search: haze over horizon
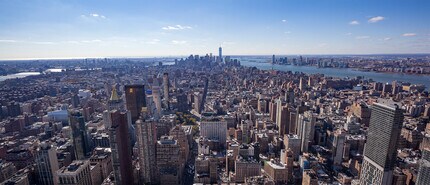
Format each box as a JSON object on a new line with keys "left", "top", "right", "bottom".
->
{"left": 1, "top": 0, "right": 429, "bottom": 60}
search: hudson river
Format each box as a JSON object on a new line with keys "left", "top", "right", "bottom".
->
{"left": 237, "top": 57, "right": 430, "bottom": 90}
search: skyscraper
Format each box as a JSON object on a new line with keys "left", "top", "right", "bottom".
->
{"left": 108, "top": 110, "right": 133, "bottom": 185}
{"left": 416, "top": 147, "right": 430, "bottom": 185}
{"left": 152, "top": 86, "right": 162, "bottom": 115}
{"left": 219, "top": 46, "right": 222, "bottom": 62}
{"left": 35, "top": 142, "right": 59, "bottom": 185}
{"left": 157, "top": 136, "right": 181, "bottom": 184}
{"left": 359, "top": 99, "right": 404, "bottom": 185}
{"left": 296, "top": 111, "right": 316, "bottom": 153}
{"left": 124, "top": 85, "right": 146, "bottom": 122}
{"left": 272, "top": 54, "right": 275, "bottom": 64}
{"left": 69, "top": 111, "right": 91, "bottom": 160}
{"left": 136, "top": 108, "right": 158, "bottom": 184}
{"left": 163, "top": 73, "right": 169, "bottom": 109}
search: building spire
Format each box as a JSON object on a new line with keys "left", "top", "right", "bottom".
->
{"left": 110, "top": 86, "right": 120, "bottom": 101}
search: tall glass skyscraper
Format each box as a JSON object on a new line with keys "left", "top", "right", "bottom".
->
{"left": 417, "top": 147, "right": 430, "bottom": 185}
{"left": 359, "top": 99, "right": 404, "bottom": 185}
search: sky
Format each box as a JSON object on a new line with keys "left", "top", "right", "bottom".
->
{"left": 0, "top": 0, "right": 429, "bottom": 59}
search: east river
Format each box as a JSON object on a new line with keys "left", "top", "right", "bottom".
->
{"left": 237, "top": 57, "right": 430, "bottom": 90}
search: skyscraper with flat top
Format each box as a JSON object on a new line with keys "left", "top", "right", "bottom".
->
{"left": 35, "top": 142, "right": 59, "bottom": 185}
{"left": 136, "top": 107, "right": 158, "bottom": 184}
{"left": 124, "top": 85, "right": 146, "bottom": 122}
{"left": 69, "top": 111, "right": 91, "bottom": 160}
{"left": 163, "top": 73, "right": 169, "bottom": 109}
{"left": 108, "top": 110, "right": 133, "bottom": 185}
{"left": 219, "top": 47, "right": 222, "bottom": 62}
{"left": 359, "top": 99, "right": 404, "bottom": 185}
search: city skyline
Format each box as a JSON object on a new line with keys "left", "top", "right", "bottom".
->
{"left": 1, "top": 0, "right": 430, "bottom": 60}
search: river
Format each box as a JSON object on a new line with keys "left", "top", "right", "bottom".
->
{"left": 236, "top": 57, "right": 430, "bottom": 90}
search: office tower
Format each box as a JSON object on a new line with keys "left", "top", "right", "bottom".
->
{"left": 297, "top": 111, "right": 317, "bottom": 153}
{"left": 152, "top": 86, "right": 162, "bottom": 115}
{"left": 124, "top": 85, "right": 146, "bottom": 122}
{"left": 332, "top": 130, "right": 346, "bottom": 166}
{"left": 219, "top": 47, "right": 222, "bottom": 62}
{"left": 359, "top": 99, "right": 404, "bottom": 185}
{"left": 272, "top": 54, "right": 276, "bottom": 64}
{"left": 269, "top": 100, "right": 277, "bottom": 122}
{"left": 108, "top": 86, "right": 124, "bottom": 111}
{"left": 69, "top": 111, "right": 91, "bottom": 160}
{"left": 136, "top": 108, "right": 157, "bottom": 184}
{"left": 416, "top": 147, "right": 430, "bottom": 184}
{"left": 35, "top": 142, "right": 59, "bottom": 185}
{"left": 108, "top": 110, "right": 133, "bottom": 185}
{"left": 264, "top": 159, "right": 288, "bottom": 184}
{"left": 156, "top": 136, "right": 181, "bottom": 185}
{"left": 163, "top": 73, "right": 169, "bottom": 109}
{"left": 57, "top": 160, "right": 91, "bottom": 185}
{"left": 200, "top": 117, "right": 227, "bottom": 147}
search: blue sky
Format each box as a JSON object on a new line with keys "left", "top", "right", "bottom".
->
{"left": 0, "top": 0, "right": 429, "bottom": 59}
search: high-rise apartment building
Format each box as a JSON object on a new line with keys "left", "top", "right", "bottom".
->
{"left": 359, "top": 99, "right": 404, "bottom": 185}
{"left": 57, "top": 160, "right": 92, "bottom": 185}
{"left": 296, "top": 111, "right": 317, "bottom": 153}
{"left": 35, "top": 142, "right": 59, "bottom": 185}
{"left": 136, "top": 108, "right": 158, "bottom": 184}
{"left": 200, "top": 117, "right": 227, "bottom": 147}
{"left": 157, "top": 136, "right": 181, "bottom": 185}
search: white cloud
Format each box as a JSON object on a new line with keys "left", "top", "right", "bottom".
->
{"left": 162, "top": 25, "right": 192, "bottom": 30}
{"left": 368, "top": 16, "right": 385, "bottom": 23}
{"left": 31, "top": 41, "right": 56, "bottom": 45}
{"left": 80, "top": 39, "right": 102, "bottom": 43}
{"left": 383, "top": 37, "right": 391, "bottom": 41}
{"left": 402, "top": 33, "right": 416, "bottom": 37}
{"left": 284, "top": 31, "right": 291, "bottom": 34}
{"left": 281, "top": 19, "right": 287, "bottom": 23}
{"left": 349, "top": 20, "right": 359, "bottom": 25}
{"left": 0, "top": 39, "right": 18, "bottom": 43}
{"left": 81, "top": 13, "right": 106, "bottom": 19}
{"left": 356, "top": 36, "right": 370, "bottom": 39}
{"left": 345, "top": 33, "right": 352, "bottom": 36}
{"left": 171, "top": 40, "right": 187, "bottom": 44}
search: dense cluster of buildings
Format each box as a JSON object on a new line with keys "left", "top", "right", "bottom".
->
{"left": 0, "top": 48, "right": 430, "bottom": 185}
